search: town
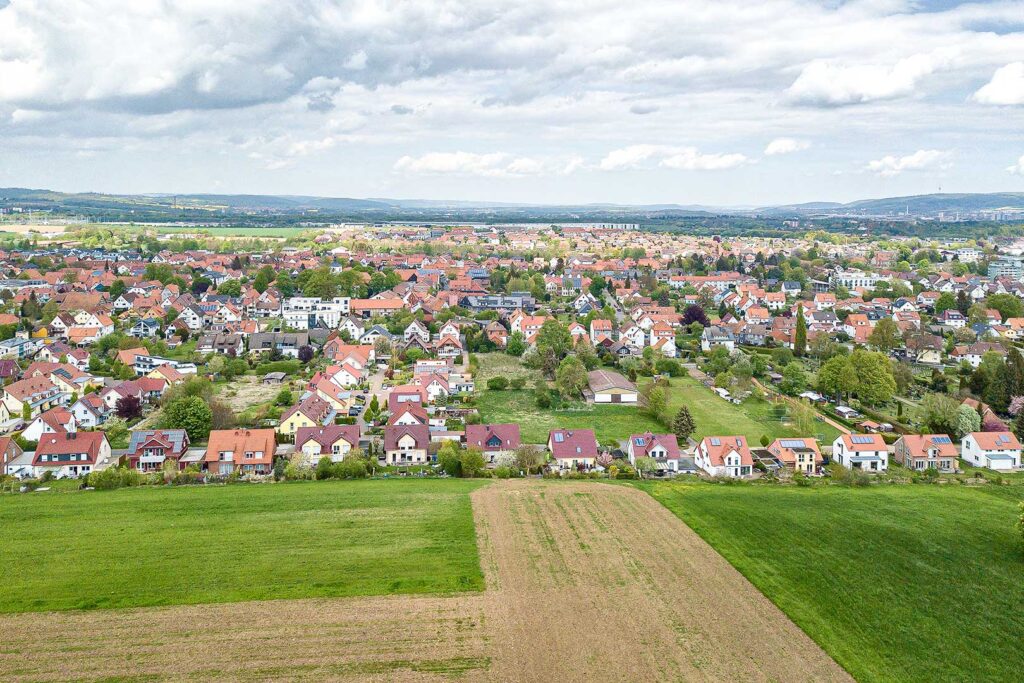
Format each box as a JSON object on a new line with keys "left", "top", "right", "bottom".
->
{"left": 0, "top": 221, "right": 1021, "bottom": 488}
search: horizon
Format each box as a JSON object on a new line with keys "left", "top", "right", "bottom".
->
{"left": 1, "top": 1, "right": 1023, "bottom": 205}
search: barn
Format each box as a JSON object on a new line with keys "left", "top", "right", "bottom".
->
{"left": 587, "top": 369, "right": 639, "bottom": 404}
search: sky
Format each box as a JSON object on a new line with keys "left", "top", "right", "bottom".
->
{"left": 0, "top": 0, "right": 1023, "bottom": 207}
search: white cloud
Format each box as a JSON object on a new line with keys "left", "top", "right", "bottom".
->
{"left": 973, "top": 63, "right": 1024, "bottom": 106}
{"left": 764, "top": 138, "right": 810, "bottom": 156}
{"left": 1008, "top": 155, "right": 1024, "bottom": 175}
{"left": 393, "top": 151, "right": 579, "bottom": 178}
{"left": 600, "top": 145, "right": 748, "bottom": 171}
{"left": 866, "top": 149, "right": 952, "bottom": 177}
{"left": 786, "top": 55, "right": 942, "bottom": 106}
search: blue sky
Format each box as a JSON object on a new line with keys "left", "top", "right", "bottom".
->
{"left": 0, "top": 0, "right": 1022, "bottom": 206}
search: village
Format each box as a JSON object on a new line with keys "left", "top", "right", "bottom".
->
{"left": 0, "top": 221, "right": 1023, "bottom": 489}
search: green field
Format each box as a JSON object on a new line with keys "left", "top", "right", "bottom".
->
{"left": 640, "top": 481, "right": 1024, "bottom": 683}
{"left": 647, "top": 375, "right": 842, "bottom": 444}
{"left": 475, "top": 389, "right": 663, "bottom": 445}
{"left": 0, "top": 479, "right": 485, "bottom": 613}
{"left": 155, "top": 226, "right": 310, "bottom": 237}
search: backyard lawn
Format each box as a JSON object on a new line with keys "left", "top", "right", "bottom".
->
{"left": 645, "top": 375, "right": 842, "bottom": 444}
{"left": 0, "top": 479, "right": 485, "bottom": 613}
{"left": 639, "top": 481, "right": 1024, "bottom": 683}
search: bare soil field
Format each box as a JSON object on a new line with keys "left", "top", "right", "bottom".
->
{"left": 0, "top": 481, "right": 851, "bottom": 682}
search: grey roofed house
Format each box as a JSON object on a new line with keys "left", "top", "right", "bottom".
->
{"left": 126, "top": 429, "right": 189, "bottom": 457}
{"left": 248, "top": 332, "right": 310, "bottom": 353}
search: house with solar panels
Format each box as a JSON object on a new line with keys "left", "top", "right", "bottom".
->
{"left": 961, "top": 432, "right": 1021, "bottom": 471}
{"left": 893, "top": 434, "right": 958, "bottom": 472}
{"left": 831, "top": 433, "right": 888, "bottom": 472}
{"left": 694, "top": 435, "right": 754, "bottom": 478}
{"left": 767, "top": 438, "right": 822, "bottom": 474}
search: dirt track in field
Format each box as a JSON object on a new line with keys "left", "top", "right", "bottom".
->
{"left": 0, "top": 481, "right": 851, "bottom": 682}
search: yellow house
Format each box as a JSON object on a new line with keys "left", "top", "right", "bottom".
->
{"left": 32, "top": 328, "right": 50, "bottom": 340}
{"left": 276, "top": 395, "right": 335, "bottom": 437}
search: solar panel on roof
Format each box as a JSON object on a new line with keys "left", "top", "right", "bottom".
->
{"left": 931, "top": 435, "right": 951, "bottom": 444}
{"left": 710, "top": 437, "right": 721, "bottom": 446}
{"left": 780, "top": 439, "right": 806, "bottom": 448}
{"left": 851, "top": 435, "right": 874, "bottom": 444}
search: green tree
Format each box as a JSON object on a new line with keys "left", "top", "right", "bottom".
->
{"left": 672, "top": 406, "right": 696, "bottom": 443}
{"left": 817, "top": 355, "right": 857, "bottom": 402}
{"left": 868, "top": 318, "right": 901, "bottom": 352}
{"left": 555, "top": 356, "right": 588, "bottom": 399}
{"left": 934, "top": 292, "right": 956, "bottom": 315}
{"left": 506, "top": 331, "right": 526, "bottom": 357}
{"left": 536, "top": 319, "right": 573, "bottom": 376}
{"left": 919, "top": 393, "right": 960, "bottom": 437}
{"left": 275, "top": 389, "right": 293, "bottom": 406}
{"left": 794, "top": 305, "right": 807, "bottom": 357}
{"left": 108, "top": 279, "right": 126, "bottom": 300}
{"left": 217, "top": 279, "right": 242, "bottom": 297}
{"left": 779, "top": 362, "right": 808, "bottom": 396}
{"left": 849, "top": 349, "right": 896, "bottom": 406}
{"left": 986, "top": 293, "right": 1023, "bottom": 322}
{"left": 459, "top": 447, "right": 486, "bottom": 477}
{"left": 161, "top": 396, "right": 213, "bottom": 441}
{"left": 437, "top": 441, "right": 462, "bottom": 477}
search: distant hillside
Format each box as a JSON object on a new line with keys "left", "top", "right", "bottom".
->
{"left": 763, "top": 193, "right": 1024, "bottom": 216}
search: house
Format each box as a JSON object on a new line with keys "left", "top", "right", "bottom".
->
{"left": 383, "top": 424, "right": 430, "bottom": 464}
{"left": 70, "top": 392, "right": 109, "bottom": 428}
{"left": 831, "top": 433, "right": 888, "bottom": 472}
{"left": 126, "top": 429, "right": 191, "bottom": 472}
{"left": 22, "top": 407, "right": 76, "bottom": 442}
{"left": 129, "top": 318, "right": 161, "bottom": 338}
{"left": 0, "top": 436, "right": 24, "bottom": 476}
{"left": 247, "top": 332, "right": 310, "bottom": 358}
{"left": 464, "top": 423, "right": 521, "bottom": 464}
{"left": 586, "top": 369, "right": 638, "bottom": 403}
{"left": 203, "top": 428, "right": 276, "bottom": 476}
{"left": 277, "top": 395, "right": 336, "bottom": 437}
{"left": 701, "top": 326, "right": 735, "bottom": 352}
{"left": 694, "top": 435, "right": 754, "bottom": 478}
{"left": 547, "top": 429, "right": 598, "bottom": 471}
{"left": 627, "top": 432, "right": 683, "bottom": 473}
{"left": 2, "top": 376, "right": 64, "bottom": 420}
{"left": 32, "top": 431, "right": 111, "bottom": 479}
{"left": 961, "top": 432, "right": 1021, "bottom": 471}
{"left": 767, "top": 438, "right": 822, "bottom": 474}
{"left": 196, "top": 332, "right": 244, "bottom": 356}
{"left": 295, "top": 425, "right": 361, "bottom": 465}
{"left": 894, "top": 434, "right": 958, "bottom": 472}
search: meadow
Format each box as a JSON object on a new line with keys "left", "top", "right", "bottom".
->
{"left": 639, "top": 481, "right": 1024, "bottom": 683}
{"left": 644, "top": 374, "right": 842, "bottom": 444}
{"left": 0, "top": 479, "right": 485, "bottom": 613}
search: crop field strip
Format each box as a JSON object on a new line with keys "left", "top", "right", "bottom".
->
{"left": 0, "top": 480, "right": 851, "bottom": 681}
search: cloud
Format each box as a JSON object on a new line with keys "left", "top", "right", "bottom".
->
{"left": 865, "top": 149, "right": 952, "bottom": 177}
{"left": 306, "top": 93, "right": 335, "bottom": 112}
{"left": 629, "top": 103, "right": 659, "bottom": 115}
{"left": 599, "top": 145, "right": 748, "bottom": 171}
{"left": 1008, "top": 155, "right": 1024, "bottom": 175}
{"left": 973, "top": 62, "right": 1024, "bottom": 105}
{"left": 390, "top": 104, "right": 414, "bottom": 115}
{"left": 786, "top": 55, "right": 942, "bottom": 106}
{"left": 764, "top": 138, "right": 810, "bottom": 156}
{"left": 393, "top": 151, "right": 580, "bottom": 177}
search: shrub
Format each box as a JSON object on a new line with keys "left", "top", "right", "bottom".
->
{"left": 495, "top": 466, "right": 514, "bottom": 479}
{"left": 509, "top": 377, "right": 526, "bottom": 390}
{"left": 333, "top": 458, "right": 368, "bottom": 479}
{"left": 315, "top": 456, "right": 334, "bottom": 480}
{"left": 87, "top": 466, "right": 146, "bottom": 490}
{"left": 486, "top": 376, "right": 509, "bottom": 391}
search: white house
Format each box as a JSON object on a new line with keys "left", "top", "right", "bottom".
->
{"left": 961, "top": 432, "right": 1021, "bottom": 471}
{"left": 694, "top": 435, "right": 754, "bottom": 478}
{"left": 831, "top": 433, "right": 888, "bottom": 472}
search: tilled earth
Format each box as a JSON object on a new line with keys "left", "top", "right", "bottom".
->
{"left": 0, "top": 481, "right": 852, "bottom": 682}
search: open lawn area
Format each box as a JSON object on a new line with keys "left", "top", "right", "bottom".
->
{"left": 0, "top": 479, "right": 485, "bottom": 613}
{"left": 645, "top": 375, "right": 842, "bottom": 444}
{"left": 639, "top": 481, "right": 1024, "bottom": 683}
{"left": 475, "top": 389, "right": 663, "bottom": 445}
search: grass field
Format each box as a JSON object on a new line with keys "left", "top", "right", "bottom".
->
{"left": 155, "top": 226, "right": 310, "bottom": 238}
{"left": 0, "top": 479, "right": 485, "bottom": 613}
{"left": 640, "top": 481, "right": 1024, "bottom": 683}
{"left": 475, "top": 389, "right": 663, "bottom": 444}
{"left": 647, "top": 375, "right": 842, "bottom": 444}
